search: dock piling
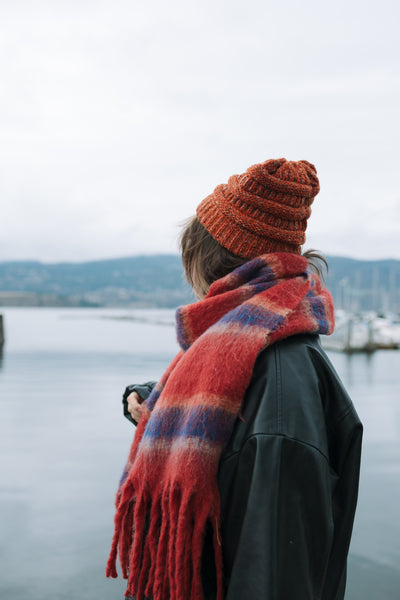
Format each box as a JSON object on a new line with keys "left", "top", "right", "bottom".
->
{"left": 0, "top": 314, "right": 4, "bottom": 348}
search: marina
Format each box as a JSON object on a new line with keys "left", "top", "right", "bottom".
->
{"left": 323, "top": 311, "right": 400, "bottom": 353}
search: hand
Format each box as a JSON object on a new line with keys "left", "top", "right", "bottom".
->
{"left": 126, "top": 391, "right": 145, "bottom": 424}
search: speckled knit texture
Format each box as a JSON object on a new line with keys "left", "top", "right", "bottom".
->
{"left": 196, "top": 158, "right": 320, "bottom": 258}
{"left": 107, "top": 252, "right": 334, "bottom": 600}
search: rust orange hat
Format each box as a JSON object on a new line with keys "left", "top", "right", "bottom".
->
{"left": 196, "top": 158, "right": 320, "bottom": 258}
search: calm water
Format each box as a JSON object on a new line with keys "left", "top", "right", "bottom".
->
{"left": 0, "top": 307, "right": 399, "bottom": 599}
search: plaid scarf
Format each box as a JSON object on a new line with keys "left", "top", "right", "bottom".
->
{"left": 107, "top": 253, "right": 334, "bottom": 600}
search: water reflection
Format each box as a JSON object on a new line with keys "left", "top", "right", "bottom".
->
{"left": 327, "top": 349, "right": 400, "bottom": 444}
{"left": 344, "top": 351, "right": 374, "bottom": 388}
{"left": 0, "top": 309, "right": 399, "bottom": 600}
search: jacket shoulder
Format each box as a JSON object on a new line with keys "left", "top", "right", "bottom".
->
{"left": 223, "top": 334, "right": 362, "bottom": 468}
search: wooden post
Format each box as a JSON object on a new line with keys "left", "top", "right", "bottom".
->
{"left": 0, "top": 314, "right": 4, "bottom": 347}
{"left": 366, "top": 319, "right": 374, "bottom": 352}
{"left": 345, "top": 317, "right": 353, "bottom": 353}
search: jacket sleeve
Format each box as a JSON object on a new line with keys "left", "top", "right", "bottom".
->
{"left": 122, "top": 381, "right": 157, "bottom": 425}
{"left": 218, "top": 433, "right": 335, "bottom": 600}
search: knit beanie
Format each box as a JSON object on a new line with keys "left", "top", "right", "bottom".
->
{"left": 196, "top": 158, "right": 320, "bottom": 258}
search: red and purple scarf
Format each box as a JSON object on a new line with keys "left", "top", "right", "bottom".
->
{"left": 107, "top": 253, "right": 335, "bottom": 600}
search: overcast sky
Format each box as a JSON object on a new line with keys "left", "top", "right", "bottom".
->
{"left": 1, "top": 0, "right": 399, "bottom": 263}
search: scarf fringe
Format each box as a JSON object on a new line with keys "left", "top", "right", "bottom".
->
{"left": 106, "top": 415, "right": 149, "bottom": 580}
{"left": 107, "top": 476, "right": 224, "bottom": 600}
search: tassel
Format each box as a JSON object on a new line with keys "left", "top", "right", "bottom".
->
{"left": 152, "top": 489, "right": 170, "bottom": 598}
{"left": 106, "top": 480, "right": 135, "bottom": 578}
{"left": 119, "top": 500, "right": 135, "bottom": 579}
{"left": 213, "top": 514, "right": 224, "bottom": 600}
{"left": 144, "top": 495, "right": 162, "bottom": 597}
{"left": 167, "top": 486, "right": 181, "bottom": 600}
{"left": 174, "top": 493, "right": 193, "bottom": 600}
{"left": 125, "top": 492, "right": 147, "bottom": 596}
{"left": 191, "top": 497, "right": 213, "bottom": 600}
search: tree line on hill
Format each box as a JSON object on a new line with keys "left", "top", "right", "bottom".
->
{"left": 0, "top": 254, "right": 399, "bottom": 313}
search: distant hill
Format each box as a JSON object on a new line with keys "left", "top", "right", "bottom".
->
{"left": 324, "top": 256, "right": 400, "bottom": 313}
{"left": 0, "top": 254, "right": 399, "bottom": 312}
{"left": 0, "top": 255, "right": 194, "bottom": 307}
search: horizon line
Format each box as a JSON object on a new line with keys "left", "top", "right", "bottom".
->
{"left": 1, "top": 252, "right": 400, "bottom": 265}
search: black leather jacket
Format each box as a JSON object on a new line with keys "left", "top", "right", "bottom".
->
{"left": 123, "top": 334, "right": 363, "bottom": 600}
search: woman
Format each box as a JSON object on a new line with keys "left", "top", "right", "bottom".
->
{"left": 107, "top": 158, "right": 363, "bottom": 600}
